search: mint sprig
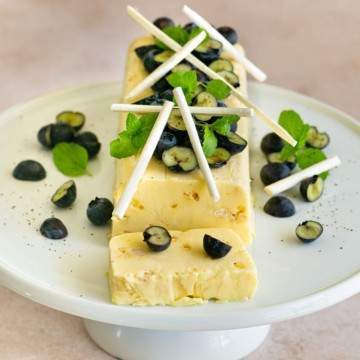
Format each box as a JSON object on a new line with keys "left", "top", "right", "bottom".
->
{"left": 211, "top": 115, "right": 239, "bottom": 135}
{"left": 110, "top": 113, "right": 157, "bottom": 159}
{"left": 52, "top": 142, "right": 89, "bottom": 176}
{"left": 278, "top": 110, "right": 328, "bottom": 178}
{"left": 206, "top": 79, "right": 231, "bottom": 100}
{"left": 155, "top": 26, "right": 190, "bottom": 49}
{"left": 166, "top": 70, "right": 198, "bottom": 103}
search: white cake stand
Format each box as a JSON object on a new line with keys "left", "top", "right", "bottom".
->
{"left": 0, "top": 82, "right": 359, "bottom": 360}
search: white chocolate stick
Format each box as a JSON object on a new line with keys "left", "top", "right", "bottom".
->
{"left": 125, "top": 31, "right": 206, "bottom": 101}
{"left": 264, "top": 156, "right": 341, "bottom": 196}
{"left": 111, "top": 103, "right": 253, "bottom": 117}
{"left": 182, "top": 5, "right": 267, "bottom": 82}
{"left": 173, "top": 87, "right": 220, "bottom": 202}
{"left": 126, "top": 6, "right": 296, "bottom": 147}
{"left": 113, "top": 101, "right": 174, "bottom": 219}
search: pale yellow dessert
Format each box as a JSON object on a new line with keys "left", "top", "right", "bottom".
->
{"left": 109, "top": 228, "right": 257, "bottom": 306}
{"left": 112, "top": 37, "right": 254, "bottom": 244}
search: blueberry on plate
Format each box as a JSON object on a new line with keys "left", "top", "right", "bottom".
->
{"left": 74, "top": 131, "right": 101, "bottom": 159}
{"left": 51, "top": 180, "right": 77, "bottom": 208}
{"left": 37, "top": 123, "right": 75, "bottom": 149}
{"left": 260, "top": 132, "right": 284, "bottom": 154}
{"left": 306, "top": 126, "right": 330, "bottom": 149}
{"left": 260, "top": 163, "right": 290, "bottom": 185}
{"left": 217, "top": 26, "right": 238, "bottom": 45}
{"left": 218, "top": 132, "right": 247, "bottom": 155}
{"left": 154, "top": 131, "right": 178, "bottom": 160}
{"left": 143, "top": 225, "right": 172, "bottom": 252}
{"left": 266, "top": 152, "right": 296, "bottom": 171}
{"left": 300, "top": 175, "right": 324, "bottom": 202}
{"left": 296, "top": 220, "right": 323, "bottom": 243}
{"left": 162, "top": 146, "right": 198, "bottom": 172}
{"left": 87, "top": 197, "right": 114, "bottom": 225}
{"left": 264, "top": 196, "right": 295, "bottom": 218}
{"left": 206, "top": 148, "right": 231, "bottom": 168}
{"left": 13, "top": 160, "right": 46, "bottom": 181}
{"left": 40, "top": 218, "right": 68, "bottom": 239}
{"left": 56, "top": 111, "right": 86, "bottom": 131}
{"left": 203, "top": 234, "right": 232, "bottom": 259}
{"left": 153, "top": 17, "right": 175, "bottom": 30}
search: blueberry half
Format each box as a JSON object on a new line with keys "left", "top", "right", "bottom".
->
{"left": 260, "top": 163, "right": 290, "bottom": 185}
{"left": 13, "top": 160, "right": 46, "bottom": 181}
{"left": 264, "top": 196, "right": 295, "bottom": 218}
{"left": 40, "top": 218, "right": 68, "bottom": 239}
{"left": 143, "top": 226, "right": 172, "bottom": 252}
{"left": 203, "top": 234, "right": 232, "bottom": 259}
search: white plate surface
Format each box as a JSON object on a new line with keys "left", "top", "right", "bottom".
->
{"left": 0, "top": 82, "right": 359, "bottom": 331}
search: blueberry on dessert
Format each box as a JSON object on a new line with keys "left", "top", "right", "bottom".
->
{"left": 153, "top": 17, "right": 174, "bottom": 30}
{"left": 154, "top": 131, "right": 178, "bottom": 160}
{"left": 300, "top": 175, "right": 324, "bottom": 202}
{"left": 217, "top": 26, "right": 238, "bottom": 45}
{"left": 162, "top": 146, "right": 198, "bottom": 172}
{"left": 193, "top": 38, "right": 222, "bottom": 64}
{"left": 260, "top": 132, "right": 284, "bottom": 154}
{"left": 203, "top": 234, "right": 232, "bottom": 259}
{"left": 135, "top": 45, "right": 159, "bottom": 61}
{"left": 12, "top": 160, "right": 46, "bottom": 181}
{"left": 143, "top": 226, "right": 172, "bottom": 252}
{"left": 40, "top": 218, "right": 68, "bottom": 240}
{"left": 206, "top": 148, "right": 231, "bottom": 168}
{"left": 143, "top": 48, "right": 162, "bottom": 73}
{"left": 87, "top": 197, "right": 114, "bottom": 225}
{"left": 51, "top": 180, "right": 77, "bottom": 208}
{"left": 306, "top": 126, "right": 330, "bottom": 149}
{"left": 296, "top": 220, "right": 323, "bottom": 243}
{"left": 56, "top": 111, "right": 86, "bottom": 131}
{"left": 264, "top": 196, "right": 295, "bottom": 218}
{"left": 260, "top": 163, "right": 290, "bottom": 185}
{"left": 209, "top": 59, "right": 233, "bottom": 73}
{"left": 193, "top": 92, "right": 218, "bottom": 121}
{"left": 217, "top": 70, "right": 240, "bottom": 88}
{"left": 218, "top": 132, "right": 247, "bottom": 155}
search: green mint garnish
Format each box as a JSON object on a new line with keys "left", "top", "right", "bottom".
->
{"left": 52, "top": 142, "right": 89, "bottom": 176}
{"left": 202, "top": 126, "right": 218, "bottom": 157}
{"left": 278, "top": 110, "right": 328, "bottom": 178}
{"left": 206, "top": 79, "right": 231, "bottom": 100}
{"left": 211, "top": 115, "right": 239, "bottom": 135}
{"left": 110, "top": 113, "right": 157, "bottom": 159}
{"left": 155, "top": 26, "right": 190, "bottom": 49}
{"left": 166, "top": 70, "right": 198, "bottom": 103}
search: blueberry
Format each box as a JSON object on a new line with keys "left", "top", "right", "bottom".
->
{"left": 13, "top": 160, "right": 46, "bottom": 181}
{"left": 143, "top": 226, "right": 172, "bottom": 252}
{"left": 183, "top": 22, "right": 197, "bottom": 33}
{"left": 260, "top": 132, "right": 284, "bottom": 154}
{"left": 296, "top": 220, "right": 323, "bottom": 243}
{"left": 87, "top": 197, "right": 114, "bottom": 225}
{"left": 203, "top": 234, "right": 232, "bottom": 259}
{"left": 217, "top": 26, "right": 238, "bottom": 45}
{"left": 264, "top": 196, "right": 295, "bottom": 218}
{"left": 153, "top": 17, "right": 174, "bottom": 30}
{"left": 37, "top": 123, "right": 75, "bottom": 149}
{"left": 260, "top": 163, "right": 290, "bottom": 185}
{"left": 74, "top": 131, "right": 101, "bottom": 159}
{"left": 154, "top": 131, "right": 178, "bottom": 160}
{"left": 51, "top": 180, "right": 76, "bottom": 208}
{"left": 40, "top": 218, "right": 68, "bottom": 239}
{"left": 300, "top": 175, "right": 324, "bottom": 202}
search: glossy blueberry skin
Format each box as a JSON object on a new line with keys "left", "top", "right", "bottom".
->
{"left": 12, "top": 160, "right": 46, "bottom": 181}
{"left": 264, "top": 196, "right": 295, "bottom": 218}
{"left": 260, "top": 132, "right": 284, "bottom": 154}
{"left": 87, "top": 197, "right": 114, "bottom": 226}
{"left": 154, "top": 131, "right": 178, "bottom": 160}
{"left": 40, "top": 218, "right": 68, "bottom": 239}
{"left": 203, "top": 234, "right": 232, "bottom": 259}
{"left": 153, "top": 17, "right": 175, "bottom": 30}
{"left": 260, "top": 163, "right": 290, "bottom": 185}
{"left": 74, "top": 131, "right": 101, "bottom": 158}
{"left": 217, "top": 26, "right": 238, "bottom": 45}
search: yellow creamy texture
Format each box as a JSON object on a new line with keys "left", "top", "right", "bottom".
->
{"left": 112, "top": 37, "right": 254, "bottom": 244}
{"left": 109, "top": 228, "right": 257, "bottom": 306}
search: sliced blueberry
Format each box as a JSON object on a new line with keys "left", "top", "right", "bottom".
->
{"left": 306, "top": 126, "right": 330, "bottom": 149}
{"left": 153, "top": 17, "right": 175, "bottom": 30}
{"left": 143, "top": 48, "right": 162, "bottom": 73}
{"left": 206, "top": 148, "right": 231, "bottom": 168}
{"left": 87, "top": 197, "right": 114, "bottom": 226}
{"left": 264, "top": 196, "right": 295, "bottom": 218}
{"left": 162, "top": 146, "right": 198, "bottom": 172}
{"left": 266, "top": 152, "right": 296, "bottom": 171}
{"left": 193, "top": 92, "right": 217, "bottom": 121}
{"left": 296, "top": 220, "right": 323, "bottom": 243}
{"left": 37, "top": 123, "right": 75, "bottom": 149}
{"left": 300, "top": 175, "right": 324, "bottom": 202}
{"left": 203, "top": 234, "right": 232, "bottom": 259}
{"left": 217, "top": 26, "right": 238, "bottom": 45}
{"left": 143, "top": 226, "right": 172, "bottom": 252}
{"left": 51, "top": 180, "right": 76, "bottom": 208}
{"left": 154, "top": 131, "right": 178, "bottom": 160}
{"left": 217, "top": 70, "right": 240, "bottom": 88}
{"left": 74, "top": 131, "right": 101, "bottom": 159}
{"left": 260, "top": 132, "right": 284, "bottom": 154}
{"left": 13, "top": 160, "right": 46, "bottom": 181}
{"left": 260, "top": 163, "right": 290, "bottom": 185}
{"left": 40, "top": 218, "right": 68, "bottom": 239}
{"left": 218, "top": 132, "right": 247, "bottom": 155}
{"left": 56, "top": 111, "right": 85, "bottom": 131}
{"left": 209, "top": 59, "right": 233, "bottom": 73}
{"left": 135, "top": 45, "right": 159, "bottom": 61}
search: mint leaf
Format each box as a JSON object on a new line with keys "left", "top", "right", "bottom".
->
{"left": 126, "top": 113, "right": 142, "bottom": 134}
{"left": 52, "top": 142, "right": 88, "bottom": 176}
{"left": 279, "top": 110, "right": 305, "bottom": 139}
{"left": 202, "top": 127, "right": 218, "bottom": 157}
{"left": 189, "top": 26, "right": 209, "bottom": 41}
{"left": 211, "top": 115, "right": 239, "bottom": 136}
{"left": 166, "top": 70, "right": 198, "bottom": 102}
{"left": 206, "top": 79, "right": 231, "bottom": 100}
{"left": 297, "top": 148, "right": 328, "bottom": 179}
{"left": 110, "top": 132, "right": 138, "bottom": 158}
{"left": 132, "top": 113, "right": 157, "bottom": 148}
{"left": 155, "top": 26, "right": 189, "bottom": 49}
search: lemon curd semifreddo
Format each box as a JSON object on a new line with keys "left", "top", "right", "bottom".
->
{"left": 112, "top": 37, "right": 254, "bottom": 244}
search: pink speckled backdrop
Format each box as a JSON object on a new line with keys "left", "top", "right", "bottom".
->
{"left": 0, "top": 0, "right": 359, "bottom": 359}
